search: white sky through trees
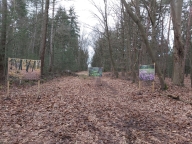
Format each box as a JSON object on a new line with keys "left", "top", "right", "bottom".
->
{"left": 57, "top": 0, "right": 104, "bottom": 32}
{"left": 56, "top": 0, "right": 173, "bottom": 65}
{"left": 54, "top": 0, "right": 142, "bottom": 66}
{"left": 55, "top": 0, "right": 132, "bottom": 65}
{"left": 56, "top": 0, "right": 107, "bottom": 65}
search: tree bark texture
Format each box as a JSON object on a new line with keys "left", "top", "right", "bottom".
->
{"left": 187, "top": 5, "right": 192, "bottom": 88}
{"left": 170, "top": 0, "right": 184, "bottom": 86}
{"left": 185, "top": 5, "right": 192, "bottom": 87}
{"left": 49, "top": 0, "right": 55, "bottom": 72}
{"left": 40, "top": 0, "right": 49, "bottom": 76}
{"left": 0, "top": 0, "right": 7, "bottom": 75}
{"left": 191, "top": 45, "right": 192, "bottom": 88}
{"left": 191, "top": 44, "right": 192, "bottom": 88}
{"left": 120, "top": 2, "right": 126, "bottom": 77}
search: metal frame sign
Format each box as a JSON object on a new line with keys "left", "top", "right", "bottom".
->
{"left": 89, "top": 67, "right": 102, "bottom": 77}
{"left": 8, "top": 58, "right": 41, "bottom": 80}
{"left": 139, "top": 64, "right": 155, "bottom": 81}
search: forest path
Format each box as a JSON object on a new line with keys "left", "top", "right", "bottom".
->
{"left": 0, "top": 73, "right": 192, "bottom": 143}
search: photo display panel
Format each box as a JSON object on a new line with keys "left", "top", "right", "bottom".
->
{"left": 89, "top": 67, "right": 102, "bottom": 77}
{"left": 8, "top": 58, "right": 41, "bottom": 80}
{"left": 139, "top": 64, "right": 155, "bottom": 81}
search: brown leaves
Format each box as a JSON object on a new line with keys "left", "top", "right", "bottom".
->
{"left": 0, "top": 74, "right": 192, "bottom": 143}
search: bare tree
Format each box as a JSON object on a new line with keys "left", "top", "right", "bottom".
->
{"left": 90, "top": 0, "right": 118, "bottom": 78}
{"left": 121, "top": 0, "right": 166, "bottom": 89}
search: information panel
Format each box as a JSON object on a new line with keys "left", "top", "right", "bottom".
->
{"left": 139, "top": 64, "right": 155, "bottom": 81}
{"left": 89, "top": 67, "right": 102, "bottom": 77}
{"left": 8, "top": 58, "right": 41, "bottom": 80}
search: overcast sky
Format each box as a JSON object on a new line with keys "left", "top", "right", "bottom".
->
{"left": 56, "top": 0, "right": 100, "bottom": 33}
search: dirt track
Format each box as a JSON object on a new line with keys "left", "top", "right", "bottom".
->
{"left": 0, "top": 73, "right": 192, "bottom": 143}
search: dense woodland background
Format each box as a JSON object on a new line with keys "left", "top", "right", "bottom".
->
{"left": 1, "top": 1, "right": 192, "bottom": 143}
{"left": 0, "top": 0, "right": 89, "bottom": 79}
{"left": 0, "top": 0, "right": 192, "bottom": 89}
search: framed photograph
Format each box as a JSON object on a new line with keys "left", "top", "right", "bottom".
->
{"left": 89, "top": 67, "right": 102, "bottom": 77}
{"left": 139, "top": 64, "right": 155, "bottom": 81}
{"left": 8, "top": 58, "right": 41, "bottom": 80}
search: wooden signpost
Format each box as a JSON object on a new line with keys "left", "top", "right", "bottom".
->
{"left": 139, "top": 63, "right": 155, "bottom": 92}
{"left": 7, "top": 80, "right": 9, "bottom": 96}
{"left": 38, "top": 80, "right": 40, "bottom": 96}
{"left": 7, "top": 58, "right": 41, "bottom": 97}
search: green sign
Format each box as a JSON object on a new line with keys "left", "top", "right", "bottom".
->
{"left": 139, "top": 64, "right": 155, "bottom": 81}
{"left": 89, "top": 67, "right": 102, "bottom": 77}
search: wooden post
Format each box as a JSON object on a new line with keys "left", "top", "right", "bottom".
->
{"left": 7, "top": 80, "right": 9, "bottom": 96}
{"left": 152, "top": 81, "right": 154, "bottom": 92}
{"left": 139, "top": 80, "right": 141, "bottom": 90}
{"left": 98, "top": 76, "right": 102, "bottom": 86}
{"left": 95, "top": 77, "right": 98, "bottom": 86}
{"left": 139, "top": 64, "right": 141, "bottom": 90}
{"left": 95, "top": 77, "right": 102, "bottom": 86}
{"left": 190, "top": 88, "right": 192, "bottom": 100}
{"left": 38, "top": 80, "right": 40, "bottom": 96}
{"left": 152, "top": 63, "right": 155, "bottom": 92}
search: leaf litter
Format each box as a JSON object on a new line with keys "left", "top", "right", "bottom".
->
{"left": 0, "top": 73, "right": 192, "bottom": 143}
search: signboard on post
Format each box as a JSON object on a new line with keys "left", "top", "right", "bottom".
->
{"left": 7, "top": 58, "right": 41, "bottom": 96}
{"left": 89, "top": 67, "right": 102, "bottom": 77}
{"left": 139, "top": 64, "right": 155, "bottom": 92}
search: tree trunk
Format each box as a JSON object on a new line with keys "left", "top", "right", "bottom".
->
{"left": 184, "top": 5, "right": 192, "bottom": 77}
{"left": 121, "top": 0, "right": 166, "bottom": 89}
{"left": 191, "top": 44, "right": 192, "bottom": 88}
{"left": 165, "top": 13, "right": 172, "bottom": 78}
{"left": 40, "top": 0, "right": 49, "bottom": 76}
{"left": 49, "top": 0, "right": 55, "bottom": 72}
{"left": 161, "top": 15, "right": 165, "bottom": 79}
{"left": 131, "top": 0, "right": 140, "bottom": 83}
{"left": 0, "top": 0, "right": 7, "bottom": 78}
{"left": 124, "top": 12, "right": 132, "bottom": 77}
{"left": 190, "top": 42, "right": 192, "bottom": 88}
{"left": 186, "top": 5, "right": 192, "bottom": 88}
{"left": 170, "top": 0, "right": 184, "bottom": 86}
{"left": 32, "top": 2, "right": 38, "bottom": 54}
{"left": 39, "top": 0, "right": 45, "bottom": 56}
{"left": 131, "top": 38, "right": 137, "bottom": 83}
{"left": 120, "top": 2, "right": 126, "bottom": 77}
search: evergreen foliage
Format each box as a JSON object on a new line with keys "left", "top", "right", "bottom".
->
{"left": 0, "top": 0, "right": 88, "bottom": 79}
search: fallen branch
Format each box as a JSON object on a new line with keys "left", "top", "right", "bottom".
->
{"left": 167, "top": 94, "right": 180, "bottom": 100}
{"left": 167, "top": 94, "right": 192, "bottom": 105}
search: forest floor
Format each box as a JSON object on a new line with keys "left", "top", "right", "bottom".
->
{"left": 0, "top": 72, "right": 192, "bottom": 143}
